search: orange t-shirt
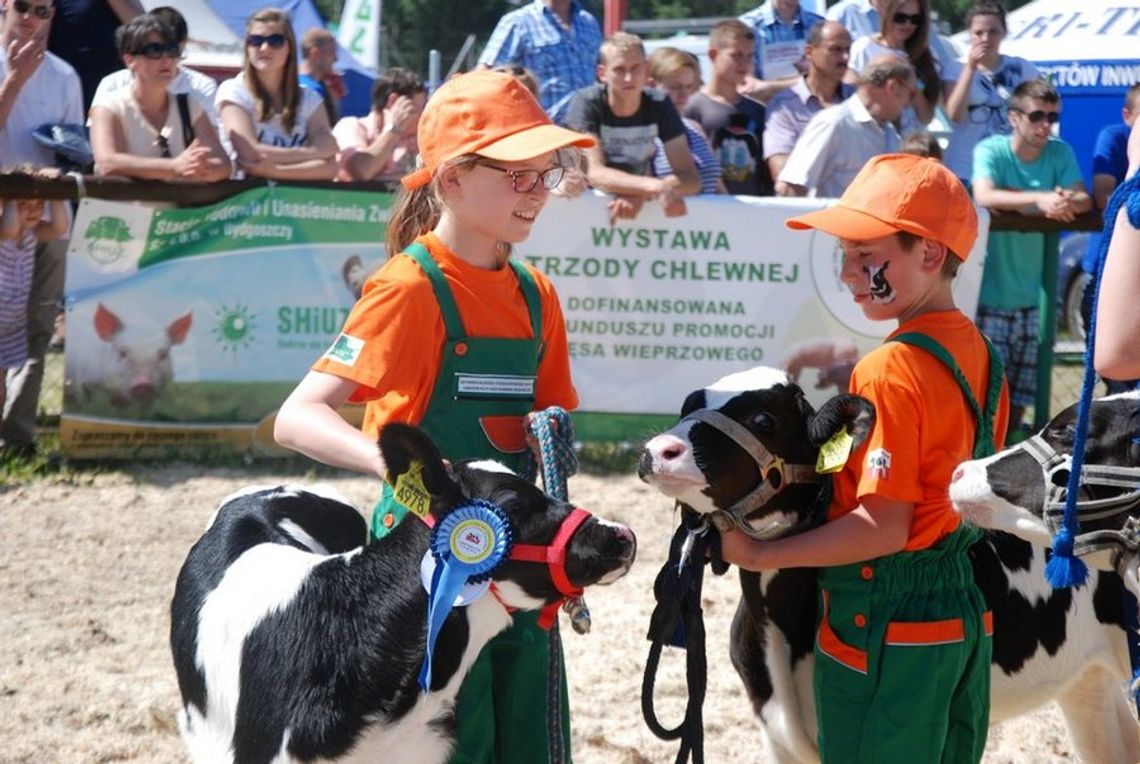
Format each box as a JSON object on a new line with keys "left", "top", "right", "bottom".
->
{"left": 311, "top": 232, "right": 578, "bottom": 437}
{"left": 828, "top": 310, "right": 1011, "bottom": 550}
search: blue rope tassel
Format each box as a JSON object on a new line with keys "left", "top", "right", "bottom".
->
{"left": 1046, "top": 174, "right": 1140, "bottom": 588}
{"left": 522, "top": 407, "right": 578, "bottom": 502}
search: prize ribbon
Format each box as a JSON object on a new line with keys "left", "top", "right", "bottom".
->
{"left": 419, "top": 499, "right": 514, "bottom": 691}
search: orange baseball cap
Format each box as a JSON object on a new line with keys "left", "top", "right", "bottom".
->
{"left": 400, "top": 70, "right": 596, "bottom": 190}
{"left": 785, "top": 154, "right": 978, "bottom": 260}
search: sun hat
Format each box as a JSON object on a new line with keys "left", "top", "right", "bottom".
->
{"left": 400, "top": 70, "right": 596, "bottom": 190}
{"left": 785, "top": 154, "right": 978, "bottom": 261}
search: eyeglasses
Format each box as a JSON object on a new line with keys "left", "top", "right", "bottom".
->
{"left": 479, "top": 163, "right": 566, "bottom": 193}
{"left": 246, "top": 33, "right": 287, "bottom": 49}
{"left": 12, "top": 0, "right": 51, "bottom": 19}
{"left": 1012, "top": 108, "right": 1061, "bottom": 125}
{"left": 968, "top": 103, "right": 1006, "bottom": 125}
{"left": 155, "top": 131, "right": 171, "bottom": 159}
{"left": 892, "top": 12, "right": 923, "bottom": 26}
{"left": 133, "top": 41, "right": 182, "bottom": 60}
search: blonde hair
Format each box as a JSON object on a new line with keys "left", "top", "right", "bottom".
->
{"left": 385, "top": 155, "right": 480, "bottom": 258}
{"left": 243, "top": 8, "right": 301, "bottom": 134}
{"left": 647, "top": 46, "right": 700, "bottom": 82}
{"left": 598, "top": 32, "right": 645, "bottom": 66}
{"left": 709, "top": 18, "right": 755, "bottom": 50}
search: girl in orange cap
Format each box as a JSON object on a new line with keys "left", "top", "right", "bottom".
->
{"left": 274, "top": 70, "right": 594, "bottom": 763}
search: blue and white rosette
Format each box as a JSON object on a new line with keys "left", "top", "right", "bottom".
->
{"left": 419, "top": 499, "right": 514, "bottom": 691}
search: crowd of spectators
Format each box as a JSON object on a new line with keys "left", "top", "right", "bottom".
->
{"left": 0, "top": 0, "right": 1132, "bottom": 454}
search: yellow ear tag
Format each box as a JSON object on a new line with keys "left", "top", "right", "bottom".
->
{"left": 816, "top": 429, "right": 854, "bottom": 474}
{"left": 393, "top": 460, "right": 431, "bottom": 519}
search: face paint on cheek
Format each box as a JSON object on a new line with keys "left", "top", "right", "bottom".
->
{"left": 865, "top": 262, "right": 897, "bottom": 304}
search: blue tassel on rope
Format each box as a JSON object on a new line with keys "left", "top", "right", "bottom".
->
{"left": 1046, "top": 174, "right": 1140, "bottom": 588}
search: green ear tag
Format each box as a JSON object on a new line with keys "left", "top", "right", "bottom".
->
{"left": 816, "top": 429, "right": 854, "bottom": 474}
{"left": 393, "top": 460, "right": 431, "bottom": 518}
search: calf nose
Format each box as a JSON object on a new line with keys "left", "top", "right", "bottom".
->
{"left": 951, "top": 465, "right": 965, "bottom": 485}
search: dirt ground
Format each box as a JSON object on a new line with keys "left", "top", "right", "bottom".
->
{"left": 0, "top": 464, "right": 1087, "bottom": 763}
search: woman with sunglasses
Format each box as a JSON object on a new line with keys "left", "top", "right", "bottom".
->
{"left": 846, "top": 0, "right": 951, "bottom": 130}
{"left": 274, "top": 70, "right": 595, "bottom": 764}
{"left": 216, "top": 8, "right": 337, "bottom": 180}
{"left": 943, "top": 2, "right": 1039, "bottom": 185}
{"left": 90, "top": 14, "right": 230, "bottom": 181}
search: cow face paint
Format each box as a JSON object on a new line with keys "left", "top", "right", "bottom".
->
{"left": 865, "top": 262, "right": 896, "bottom": 304}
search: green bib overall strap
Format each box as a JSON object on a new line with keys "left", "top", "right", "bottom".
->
{"left": 890, "top": 332, "right": 1004, "bottom": 459}
{"left": 373, "top": 245, "right": 569, "bottom": 764}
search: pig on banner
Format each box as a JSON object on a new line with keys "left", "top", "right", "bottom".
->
{"left": 60, "top": 186, "right": 391, "bottom": 458}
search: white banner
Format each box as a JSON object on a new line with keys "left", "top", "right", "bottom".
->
{"left": 518, "top": 193, "right": 989, "bottom": 416}
{"left": 337, "top": 0, "right": 382, "bottom": 72}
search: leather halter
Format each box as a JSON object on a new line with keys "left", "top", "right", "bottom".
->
{"left": 1021, "top": 434, "right": 1140, "bottom": 534}
{"left": 683, "top": 409, "right": 822, "bottom": 539}
{"left": 496, "top": 507, "right": 591, "bottom": 629}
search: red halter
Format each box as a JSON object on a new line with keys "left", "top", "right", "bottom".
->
{"left": 498, "top": 507, "right": 592, "bottom": 629}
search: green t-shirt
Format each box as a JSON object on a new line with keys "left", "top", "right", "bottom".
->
{"left": 973, "top": 135, "right": 1083, "bottom": 310}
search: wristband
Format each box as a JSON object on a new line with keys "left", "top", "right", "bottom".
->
{"left": 383, "top": 122, "right": 400, "bottom": 134}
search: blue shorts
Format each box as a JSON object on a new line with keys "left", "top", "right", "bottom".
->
{"left": 976, "top": 306, "right": 1037, "bottom": 408}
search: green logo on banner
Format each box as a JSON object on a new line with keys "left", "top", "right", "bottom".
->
{"left": 213, "top": 304, "right": 256, "bottom": 353}
{"left": 83, "top": 215, "right": 133, "bottom": 264}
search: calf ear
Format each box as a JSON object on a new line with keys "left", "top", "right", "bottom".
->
{"left": 378, "top": 424, "right": 463, "bottom": 507}
{"left": 808, "top": 394, "right": 876, "bottom": 450}
{"left": 679, "top": 389, "right": 707, "bottom": 417}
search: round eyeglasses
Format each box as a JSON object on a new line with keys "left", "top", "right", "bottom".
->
{"left": 478, "top": 163, "right": 566, "bottom": 193}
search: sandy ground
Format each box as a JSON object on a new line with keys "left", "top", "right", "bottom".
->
{"left": 0, "top": 465, "right": 1086, "bottom": 763}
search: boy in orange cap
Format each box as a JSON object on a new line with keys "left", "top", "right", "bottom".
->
{"left": 720, "top": 153, "right": 1010, "bottom": 762}
{"left": 275, "top": 70, "right": 595, "bottom": 763}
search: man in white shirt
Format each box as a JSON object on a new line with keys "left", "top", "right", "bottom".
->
{"left": 89, "top": 6, "right": 219, "bottom": 128}
{"left": 0, "top": 0, "right": 82, "bottom": 456}
{"left": 776, "top": 55, "right": 913, "bottom": 197}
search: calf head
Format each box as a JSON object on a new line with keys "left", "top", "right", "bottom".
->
{"left": 638, "top": 367, "right": 874, "bottom": 539}
{"left": 379, "top": 424, "right": 636, "bottom": 612}
{"left": 950, "top": 392, "right": 1140, "bottom": 568}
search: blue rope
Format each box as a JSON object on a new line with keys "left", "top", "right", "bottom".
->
{"left": 522, "top": 406, "right": 578, "bottom": 504}
{"left": 1045, "top": 173, "right": 1140, "bottom": 588}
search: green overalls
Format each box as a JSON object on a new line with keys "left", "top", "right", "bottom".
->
{"left": 813, "top": 332, "right": 1002, "bottom": 763}
{"left": 370, "top": 243, "right": 572, "bottom": 764}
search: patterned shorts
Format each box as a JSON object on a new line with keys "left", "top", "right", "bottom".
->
{"left": 976, "top": 306, "right": 1038, "bottom": 408}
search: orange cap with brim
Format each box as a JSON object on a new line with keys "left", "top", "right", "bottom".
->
{"left": 785, "top": 154, "right": 978, "bottom": 261}
{"left": 401, "top": 70, "right": 596, "bottom": 190}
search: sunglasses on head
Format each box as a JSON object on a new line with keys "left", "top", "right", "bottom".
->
{"left": 133, "top": 41, "right": 181, "bottom": 60}
{"left": 1014, "top": 108, "right": 1061, "bottom": 125}
{"left": 892, "top": 12, "right": 923, "bottom": 25}
{"left": 246, "top": 33, "right": 287, "bottom": 49}
{"left": 12, "top": 0, "right": 51, "bottom": 19}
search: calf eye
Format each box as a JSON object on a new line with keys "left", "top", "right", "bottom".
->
{"left": 749, "top": 413, "right": 776, "bottom": 432}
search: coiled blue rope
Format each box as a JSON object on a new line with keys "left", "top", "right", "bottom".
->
{"left": 1045, "top": 173, "right": 1140, "bottom": 588}
{"left": 521, "top": 407, "right": 578, "bottom": 502}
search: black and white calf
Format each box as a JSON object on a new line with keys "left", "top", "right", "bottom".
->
{"left": 951, "top": 390, "right": 1140, "bottom": 600}
{"left": 639, "top": 368, "right": 1140, "bottom": 764}
{"left": 170, "top": 424, "right": 636, "bottom": 764}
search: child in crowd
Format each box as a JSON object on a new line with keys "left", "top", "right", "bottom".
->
{"left": 721, "top": 154, "right": 1009, "bottom": 762}
{"left": 273, "top": 70, "right": 594, "bottom": 764}
{"left": 900, "top": 130, "right": 943, "bottom": 161}
{"left": 685, "top": 19, "right": 772, "bottom": 196}
{"left": 647, "top": 46, "right": 726, "bottom": 194}
{"left": 0, "top": 167, "right": 71, "bottom": 411}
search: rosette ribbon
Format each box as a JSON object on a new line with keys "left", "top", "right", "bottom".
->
{"left": 419, "top": 499, "right": 514, "bottom": 691}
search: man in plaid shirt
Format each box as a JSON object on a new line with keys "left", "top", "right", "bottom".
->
{"left": 739, "top": 0, "right": 825, "bottom": 103}
{"left": 478, "top": 0, "right": 602, "bottom": 125}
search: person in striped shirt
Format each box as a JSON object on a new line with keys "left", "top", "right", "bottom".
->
{"left": 648, "top": 47, "right": 726, "bottom": 195}
{"left": 0, "top": 166, "right": 70, "bottom": 414}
